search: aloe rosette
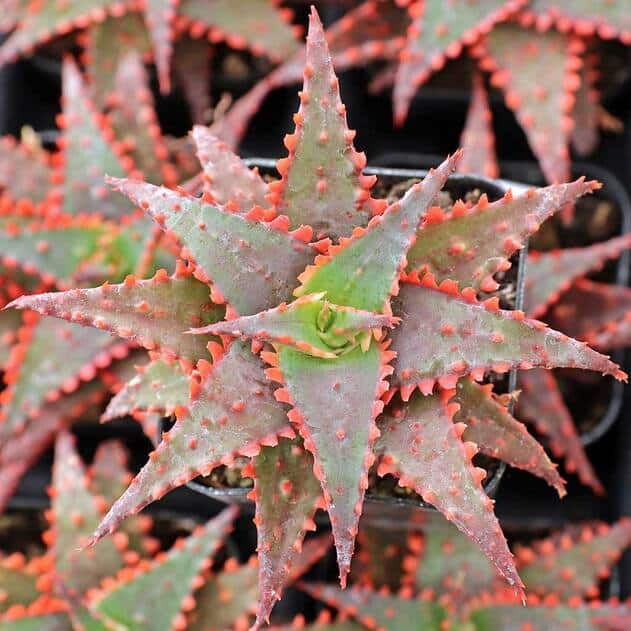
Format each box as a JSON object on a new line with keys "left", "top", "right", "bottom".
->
{"left": 5, "top": 7, "right": 628, "bottom": 626}
{"left": 294, "top": 512, "right": 631, "bottom": 631}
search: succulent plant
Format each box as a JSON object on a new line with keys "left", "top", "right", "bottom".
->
{"left": 0, "top": 431, "right": 327, "bottom": 630}
{"left": 5, "top": 5, "right": 629, "bottom": 627}
{"left": 0, "top": 53, "right": 179, "bottom": 512}
{"left": 294, "top": 512, "right": 631, "bottom": 631}
{"left": 0, "top": 0, "right": 300, "bottom": 110}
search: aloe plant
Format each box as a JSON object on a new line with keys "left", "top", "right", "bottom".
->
{"left": 294, "top": 512, "right": 631, "bottom": 631}
{"left": 4, "top": 5, "right": 629, "bottom": 627}
{"left": 0, "top": 431, "right": 326, "bottom": 630}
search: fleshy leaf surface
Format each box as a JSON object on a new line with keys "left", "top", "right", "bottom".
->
{"left": 192, "top": 293, "right": 396, "bottom": 359}
{"left": 524, "top": 233, "right": 631, "bottom": 318}
{"left": 393, "top": 0, "right": 525, "bottom": 124}
{"left": 377, "top": 390, "right": 524, "bottom": 598}
{"left": 298, "top": 153, "right": 461, "bottom": 312}
{"left": 476, "top": 24, "right": 581, "bottom": 187}
{"left": 454, "top": 379, "right": 565, "bottom": 495}
{"left": 517, "top": 369, "right": 604, "bottom": 495}
{"left": 144, "top": 0, "right": 179, "bottom": 93}
{"left": 57, "top": 58, "right": 134, "bottom": 219}
{"left": 107, "top": 177, "right": 314, "bottom": 316}
{"left": 252, "top": 437, "right": 322, "bottom": 625}
{"left": 87, "top": 343, "right": 290, "bottom": 545}
{"left": 0, "top": 316, "right": 117, "bottom": 443}
{"left": 0, "top": 136, "right": 52, "bottom": 203}
{"left": 517, "top": 519, "right": 631, "bottom": 599}
{"left": 300, "top": 583, "right": 447, "bottom": 631}
{"left": 571, "top": 49, "right": 600, "bottom": 156}
{"left": 273, "top": 8, "right": 380, "bottom": 240}
{"left": 406, "top": 179, "right": 598, "bottom": 292}
{"left": 279, "top": 344, "right": 384, "bottom": 586}
{"left": 0, "top": 614, "right": 73, "bottom": 631}
{"left": 178, "top": 0, "right": 300, "bottom": 62}
{"left": 9, "top": 273, "right": 224, "bottom": 364}
{"left": 458, "top": 72, "right": 498, "bottom": 178}
{"left": 103, "top": 358, "right": 188, "bottom": 421}
{"left": 390, "top": 283, "right": 624, "bottom": 396}
{"left": 94, "top": 507, "right": 237, "bottom": 631}
{"left": 192, "top": 126, "right": 268, "bottom": 212}
{"left": 52, "top": 431, "right": 124, "bottom": 595}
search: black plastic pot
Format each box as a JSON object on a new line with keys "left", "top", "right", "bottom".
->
{"left": 180, "top": 160, "right": 524, "bottom": 526}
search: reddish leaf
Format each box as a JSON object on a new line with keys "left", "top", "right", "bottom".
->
{"left": 377, "top": 390, "right": 524, "bottom": 599}
{"left": 516, "top": 519, "right": 631, "bottom": 599}
{"left": 389, "top": 283, "right": 625, "bottom": 399}
{"left": 144, "top": 0, "right": 179, "bottom": 93}
{"left": 191, "top": 126, "right": 268, "bottom": 212}
{"left": 0, "top": 136, "right": 52, "bottom": 203}
{"left": 473, "top": 25, "right": 583, "bottom": 189}
{"left": 406, "top": 178, "right": 599, "bottom": 292}
{"left": 393, "top": 0, "right": 525, "bottom": 124}
{"left": 86, "top": 343, "right": 290, "bottom": 547}
{"left": 454, "top": 378, "right": 565, "bottom": 495}
{"left": 106, "top": 176, "right": 315, "bottom": 316}
{"left": 271, "top": 8, "right": 382, "bottom": 240}
{"left": 9, "top": 273, "right": 224, "bottom": 364}
{"left": 524, "top": 233, "right": 631, "bottom": 318}
{"left": 458, "top": 71, "right": 499, "bottom": 179}
{"left": 173, "top": 38, "right": 213, "bottom": 126}
{"left": 517, "top": 369, "right": 604, "bottom": 495}
{"left": 571, "top": 49, "right": 600, "bottom": 156}
{"left": 252, "top": 437, "right": 322, "bottom": 626}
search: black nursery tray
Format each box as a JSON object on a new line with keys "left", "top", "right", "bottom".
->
{"left": 181, "top": 160, "right": 524, "bottom": 526}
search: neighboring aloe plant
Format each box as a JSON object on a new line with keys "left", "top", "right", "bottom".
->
{"left": 6, "top": 7, "right": 628, "bottom": 627}
{"left": 0, "top": 53, "right": 179, "bottom": 512}
{"left": 0, "top": 0, "right": 301, "bottom": 111}
{"left": 0, "top": 431, "right": 327, "bottom": 630}
{"left": 294, "top": 512, "right": 631, "bottom": 631}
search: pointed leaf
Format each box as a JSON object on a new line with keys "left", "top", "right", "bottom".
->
{"left": 252, "top": 437, "right": 322, "bottom": 626}
{"left": 571, "top": 49, "right": 600, "bottom": 156}
{"left": 273, "top": 8, "right": 381, "bottom": 240}
{"left": 0, "top": 220, "right": 107, "bottom": 288}
{"left": 56, "top": 58, "right": 134, "bottom": 219}
{"left": 300, "top": 583, "right": 447, "bottom": 631}
{"left": 454, "top": 379, "right": 565, "bottom": 495}
{"left": 475, "top": 24, "right": 582, "bottom": 187}
{"left": 517, "top": 519, "right": 631, "bottom": 598}
{"left": 87, "top": 343, "right": 290, "bottom": 546}
{"left": 107, "top": 177, "right": 315, "bottom": 316}
{"left": 517, "top": 369, "right": 604, "bottom": 495}
{"left": 548, "top": 279, "right": 631, "bottom": 348}
{"left": 298, "top": 153, "right": 461, "bottom": 312}
{"left": 0, "top": 136, "right": 52, "bottom": 203}
{"left": 411, "top": 511, "right": 498, "bottom": 601}
{"left": 178, "top": 0, "right": 300, "bottom": 63}
{"left": 173, "top": 38, "right": 212, "bottom": 126}
{"left": 191, "top": 126, "right": 268, "bottom": 212}
{"left": 279, "top": 343, "right": 384, "bottom": 586}
{"left": 0, "top": 316, "right": 117, "bottom": 444}
{"left": 390, "top": 283, "right": 625, "bottom": 397}
{"left": 525, "top": 0, "right": 631, "bottom": 45}
{"left": 377, "top": 390, "right": 524, "bottom": 597}
{"left": 52, "top": 431, "right": 124, "bottom": 595}
{"left": 393, "top": 0, "right": 525, "bottom": 124}
{"left": 0, "top": 0, "right": 122, "bottom": 66}
{"left": 0, "top": 614, "right": 73, "bottom": 631}
{"left": 458, "top": 72, "right": 499, "bottom": 178}
{"left": 110, "top": 52, "right": 176, "bottom": 186}
{"left": 191, "top": 294, "right": 397, "bottom": 359}
{"left": 94, "top": 507, "right": 237, "bottom": 631}
{"left": 144, "top": 0, "right": 178, "bottom": 93}
{"left": 103, "top": 358, "right": 188, "bottom": 421}
{"left": 524, "top": 233, "right": 631, "bottom": 317}
{"left": 589, "top": 316, "right": 631, "bottom": 353}
{"left": 86, "top": 13, "right": 153, "bottom": 107}
{"left": 406, "top": 179, "right": 599, "bottom": 292}
{"left": 9, "top": 274, "right": 224, "bottom": 364}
